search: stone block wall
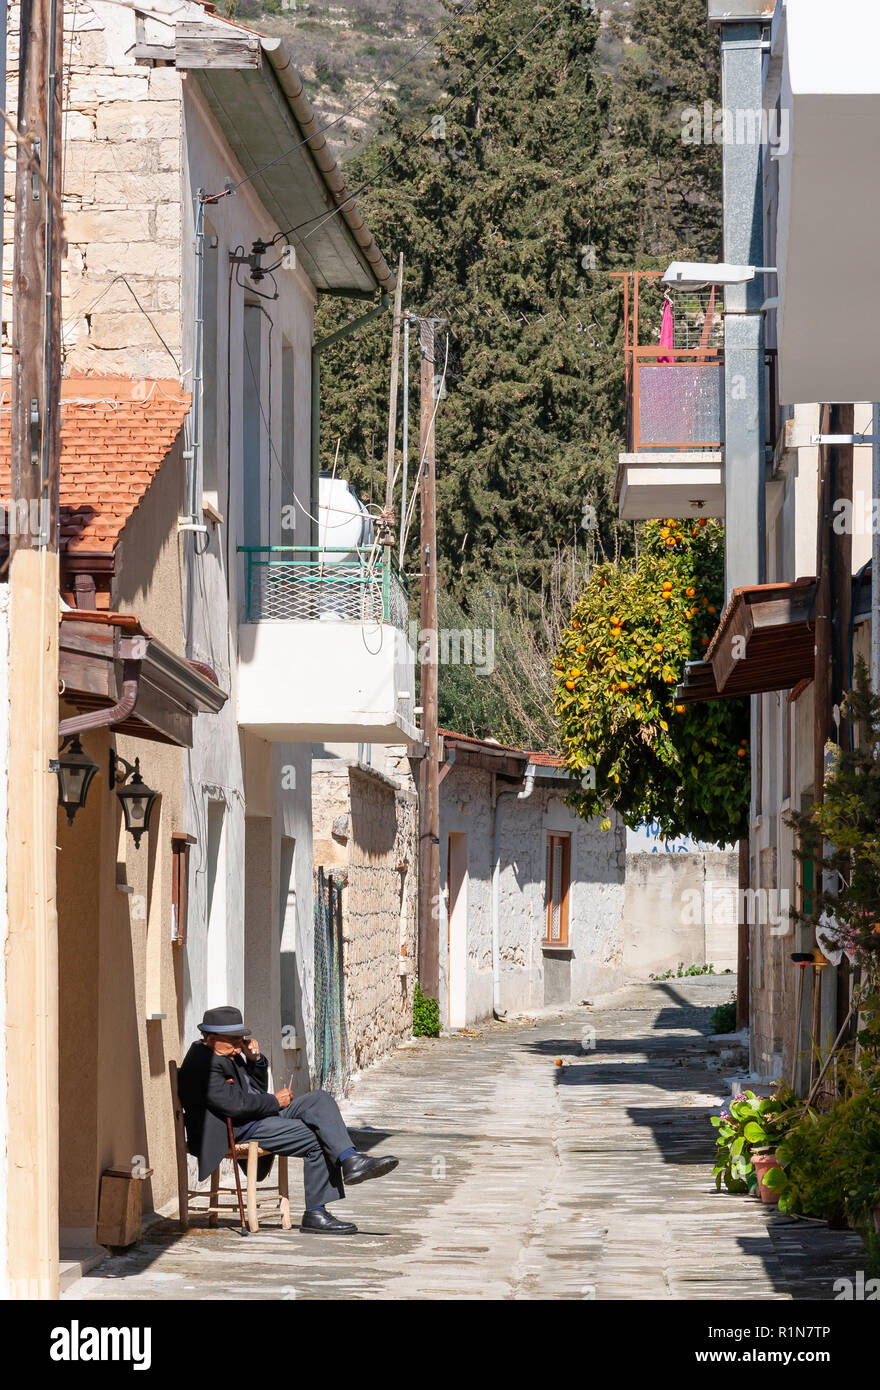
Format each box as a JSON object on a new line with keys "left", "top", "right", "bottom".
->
{"left": 312, "top": 759, "right": 417, "bottom": 1075}
{"left": 4, "top": 1, "right": 186, "bottom": 378}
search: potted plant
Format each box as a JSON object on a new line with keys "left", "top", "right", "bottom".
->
{"left": 710, "top": 1089, "right": 801, "bottom": 1196}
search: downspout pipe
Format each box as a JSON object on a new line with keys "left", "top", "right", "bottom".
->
{"left": 491, "top": 766, "right": 536, "bottom": 1020}
{"left": 310, "top": 295, "right": 389, "bottom": 545}
{"left": 58, "top": 664, "right": 140, "bottom": 739}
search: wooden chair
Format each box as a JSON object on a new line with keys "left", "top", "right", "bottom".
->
{"left": 170, "top": 1060, "right": 291, "bottom": 1234}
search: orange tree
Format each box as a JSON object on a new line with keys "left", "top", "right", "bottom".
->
{"left": 553, "top": 518, "right": 749, "bottom": 843}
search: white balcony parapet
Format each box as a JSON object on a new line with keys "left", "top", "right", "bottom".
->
{"left": 237, "top": 546, "right": 418, "bottom": 744}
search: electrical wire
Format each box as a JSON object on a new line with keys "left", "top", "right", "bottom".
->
{"left": 401, "top": 329, "right": 449, "bottom": 558}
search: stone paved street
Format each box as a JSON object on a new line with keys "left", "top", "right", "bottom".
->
{"left": 65, "top": 977, "right": 866, "bottom": 1301}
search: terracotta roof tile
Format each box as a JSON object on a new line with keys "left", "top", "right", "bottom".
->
{"left": 0, "top": 378, "right": 189, "bottom": 554}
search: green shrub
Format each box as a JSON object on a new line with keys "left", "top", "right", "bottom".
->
{"left": 711, "top": 992, "right": 737, "bottom": 1034}
{"left": 413, "top": 981, "right": 440, "bottom": 1038}
{"left": 710, "top": 1089, "right": 802, "bottom": 1193}
{"left": 767, "top": 1086, "right": 880, "bottom": 1242}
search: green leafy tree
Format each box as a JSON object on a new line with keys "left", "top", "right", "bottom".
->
{"left": 553, "top": 518, "right": 749, "bottom": 842}
{"left": 317, "top": 0, "right": 721, "bottom": 604}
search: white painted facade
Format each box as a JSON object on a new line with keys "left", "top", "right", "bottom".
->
{"left": 771, "top": 0, "right": 880, "bottom": 404}
{"left": 438, "top": 760, "right": 627, "bottom": 1024}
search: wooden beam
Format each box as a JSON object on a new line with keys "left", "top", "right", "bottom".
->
{"left": 174, "top": 24, "right": 262, "bottom": 70}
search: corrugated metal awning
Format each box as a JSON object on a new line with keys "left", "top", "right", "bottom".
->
{"left": 175, "top": 26, "right": 394, "bottom": 296}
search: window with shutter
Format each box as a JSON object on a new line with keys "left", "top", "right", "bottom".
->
{"left": 544, "top": 833, "right": 571, "bottom": 946}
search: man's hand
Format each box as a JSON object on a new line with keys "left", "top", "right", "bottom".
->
{"left": 274, "top": 1087, "right": 292, "bottom": 1108}
{"left": 244, "top": 1037, "right": 261, "bottom": 1060}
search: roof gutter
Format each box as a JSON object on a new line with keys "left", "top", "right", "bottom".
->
{"left": 261, "top": 37, "right": 396, "bottom": 296}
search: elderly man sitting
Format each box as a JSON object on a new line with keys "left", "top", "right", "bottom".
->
{"left": 178, "top": 1005, "right": 398, "bottom": 1234}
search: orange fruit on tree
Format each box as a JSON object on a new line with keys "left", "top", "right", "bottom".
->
{"left": 653, "top": 642, "right": 663, "bottom": 653}
{"left": 737, "top": 748, "right": 746, "bottom": 758}
{"left": 665, "top": 538, "right": 676, "bottom": 547}
{"left": 675, "top": 704, "right": 685, "bottom": 714}
{"left": 565, "top": 680, "right": 575, "bottom": 690}
{"left": 701, "top": 636, "right": 709, "bottom": 646}
{"left": 702, "top": 597, "right": 709, "bottom": 606}
{"left": 662, "top": 591, "right": 672, "bottom": 601}
{"left": 662, "top": 580, "right": 673, "bottom": 591}
{"left": 665, "top": 518, "right": 675, "bottom": 526}
{"left": 698, "top": 518, "right": 708, "bottom": 527}
{"left": 685, "top": 587, "right": 695, "bottom": 598}
{"left": 708, "top": 605, "right": 717, "bottom": 615}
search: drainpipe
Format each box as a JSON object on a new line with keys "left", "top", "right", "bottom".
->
{"left": 310, "top": 293, "right": 389, "bottom": 545}
{"left": 58, "top": 663, "right": 141, "bottom": 739}
{"left": 491, "top": 765, "right": 536, "bottom": 1019}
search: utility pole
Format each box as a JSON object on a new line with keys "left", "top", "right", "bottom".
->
{"left": 417, "top": 317, "right": 440, "bottom": 1000}
{"left": 383, "top": 253, "right": 404, "bottom": 522}
{"left": 7, "top": 0, "right": 64, "bottom": 1298}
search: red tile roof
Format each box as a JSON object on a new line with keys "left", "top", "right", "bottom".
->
{"left": 0, "top": 378, "right": 189, "bottom": 553}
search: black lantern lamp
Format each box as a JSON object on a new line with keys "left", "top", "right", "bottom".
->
{"left": 52, "top": 736, "right": 100, "bottom": 826}
{"left": 110, "top": 751, "right": 159, "bottom": 849}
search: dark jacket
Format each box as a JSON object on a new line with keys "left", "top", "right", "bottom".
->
{"left": 177, "top": 1041, "right": 280, "bottom": 1181}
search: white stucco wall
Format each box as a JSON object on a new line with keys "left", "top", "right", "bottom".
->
{"left": 438, "top": 767, "right": 627, "bottom": 1025}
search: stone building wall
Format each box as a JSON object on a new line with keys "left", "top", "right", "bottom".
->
{"left": 439, "top": 765, "right": 627, "bottom": 1025}
{"left": 3, "top": 0, "right": 193, "bottom": 379}
{"left": 312, "top": 758, "right": 418, "bottom": 1075}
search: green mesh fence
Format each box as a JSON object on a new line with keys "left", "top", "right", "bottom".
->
{"left": 314, "top": 868, "right": 350, "bottom": 1096}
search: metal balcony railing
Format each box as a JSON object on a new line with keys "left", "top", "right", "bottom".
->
{"left": 239, "top": 546, "right": 409, "bottom": 630}
{"left": 614, "top": 270, "right": 779, "bottom": 453}
{"left": 614, "top": 270, "right": 725, "bottom": 452}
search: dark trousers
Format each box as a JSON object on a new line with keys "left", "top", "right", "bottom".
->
{"left": 248, "top": 1089, "right": 353, "bottom": 1209}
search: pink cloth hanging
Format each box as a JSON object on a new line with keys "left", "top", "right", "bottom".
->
{"left": 658, "top": 296, "right": 674, "bottom": 363}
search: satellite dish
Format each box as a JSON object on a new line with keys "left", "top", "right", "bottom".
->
{"left": 816, "top": 913, "right": 845, "bottom": 966}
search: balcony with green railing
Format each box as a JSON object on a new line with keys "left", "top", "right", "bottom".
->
{"left": 236, "top": 545, "right": 417, "bottom": 745}
{"left": 239, "top": 545, "right": 409, "bottom": 629}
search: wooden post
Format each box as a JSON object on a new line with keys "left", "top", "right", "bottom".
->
{"left": 6, "top": 0, "right": 64, "bottom": 1299}
{"left": 417, "top": 318, "right": 440, "bottom": 1000}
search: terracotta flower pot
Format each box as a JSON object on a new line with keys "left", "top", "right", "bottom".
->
{"left": 752, "top": 1151, "right": 782, "bottom": 1205}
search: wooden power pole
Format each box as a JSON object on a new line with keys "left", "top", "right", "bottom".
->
{"left": 6, "top": 0, "right": 64, "bottom": 1298}
{"left": 417, "top": 317, "right": 440, "bottom": 999}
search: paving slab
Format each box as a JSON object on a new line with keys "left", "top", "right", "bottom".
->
{"left": 64, "top": 976, "right": 866, "bottom": 1301}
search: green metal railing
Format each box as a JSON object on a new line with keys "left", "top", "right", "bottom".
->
{"left": 238, "top": 545, "right": 408, "bottom": 630}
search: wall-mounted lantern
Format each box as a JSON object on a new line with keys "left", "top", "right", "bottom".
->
{"left": 52, "top": 736, "right": 100, "bottom": 826}
{"left": 110, "top": 751, "right": 159, "bottom": 850}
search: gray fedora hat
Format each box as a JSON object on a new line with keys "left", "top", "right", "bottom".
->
{"left": 197, "top": 1005, "right": 252, "bottom": 1037}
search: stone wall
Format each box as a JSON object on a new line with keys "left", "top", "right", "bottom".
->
{"left": 312, "top": 759, "right": 418, "bottom": 1075}
{"left": 4, "top": 0, "right": 191, "bottom": 379}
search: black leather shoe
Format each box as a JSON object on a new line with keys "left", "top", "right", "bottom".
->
{"left": 300, "top": 1209, "right": 358, "bottom": 1235}
{"left": 340, "top": 1152, "right": 399, "bottom": 1185}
